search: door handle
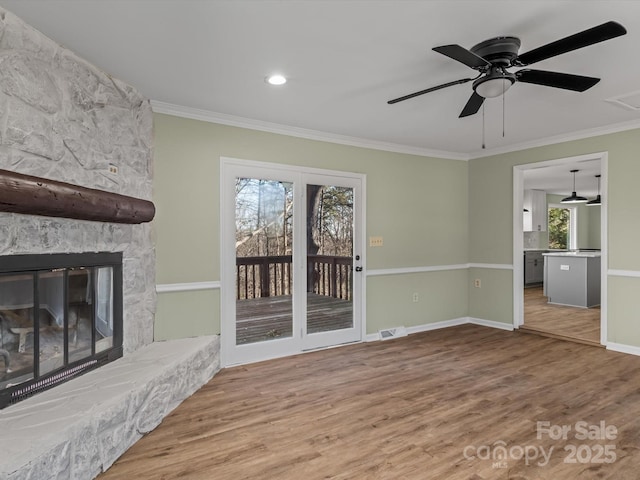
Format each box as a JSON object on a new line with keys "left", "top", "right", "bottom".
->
{"left": 355, "top": 266, "right": 363, "bottom": 272}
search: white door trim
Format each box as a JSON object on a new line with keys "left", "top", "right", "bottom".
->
{"left": 512, "top": 151, "right": 608, "bottom": 344}
{"left": 220, "top": 157, "right": 367, "bottom": 366}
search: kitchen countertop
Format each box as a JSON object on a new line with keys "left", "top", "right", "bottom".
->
{"left": 542, "top": 251, "right": 601, "bottom": 258}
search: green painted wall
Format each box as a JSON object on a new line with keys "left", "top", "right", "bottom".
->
{"left": 468, "top": 267, "right": 513, "bottom": 325}
{"left": 367, "top": 270, "right": 468, "bottom": 333}
{"left": 155, "top": 289, "right": 219, "bottom": 340}
{"left": 468, "top": 129, "right": 640, "bottom": 343}
{"left": 153, "top": 113, "right": 469, "bottom": 338}
{"left": 588, "top": 206, "right": 601, "bottom": 249}
{"left": 608, "top": 276, "right": 640, "bottom": 346}
{"left": 154, "top": 111, "right": 640, "bottom": 347}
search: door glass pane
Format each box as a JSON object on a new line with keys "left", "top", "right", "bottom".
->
{"left": 306, "top": 184, "right": 354, "bottom": 334}
{"left": 235, "top": 178, "right": 294, "bottom": 345}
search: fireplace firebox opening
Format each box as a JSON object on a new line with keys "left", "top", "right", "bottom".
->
{"left": 0, "top": 252, "right": 123, "bottom": 408}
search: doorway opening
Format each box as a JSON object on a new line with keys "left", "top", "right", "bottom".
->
{"left": 513, "top": 152, "right": 607, "bottom": 346}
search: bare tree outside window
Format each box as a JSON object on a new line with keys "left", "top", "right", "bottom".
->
{"left": 548, "top": 207, "right": 570, "bottom": 249}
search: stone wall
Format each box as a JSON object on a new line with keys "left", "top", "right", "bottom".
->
{"left": 0, "top": 7, "right": 155, "bottom": 353}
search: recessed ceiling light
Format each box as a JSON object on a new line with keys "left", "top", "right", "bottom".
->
{"left": 266, "top": 74, "right": 287, "bottom": 86}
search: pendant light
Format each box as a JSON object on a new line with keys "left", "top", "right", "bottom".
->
{"left": 586, "top": 174, "right": 602, "bottom": 206}
{"left": 561, "top": 169, "right": 588, "bottom": 204}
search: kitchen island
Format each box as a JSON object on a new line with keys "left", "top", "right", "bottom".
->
{"left": 543, "top": 251, "right": 601, "bottom": 308}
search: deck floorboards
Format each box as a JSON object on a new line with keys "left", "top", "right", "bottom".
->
{"left": 236, "top": 293, "right": 353, "bottom": 344}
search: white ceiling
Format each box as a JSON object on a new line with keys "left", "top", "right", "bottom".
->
{"left": 523, "top": 158, "right": 602, "bottom": 197}
{"left": 2, "top": 1, "right": 638, "bottom": 176}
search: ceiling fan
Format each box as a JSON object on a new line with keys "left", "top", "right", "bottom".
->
{"left": 387, "top": 21, "right": 627, "bottom": 118}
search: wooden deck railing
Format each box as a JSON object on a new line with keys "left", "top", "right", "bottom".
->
{"left": 308, "top": 255, "right": 352, "bottom": 300}
{"left": 236, "top": 255, "right": 352, "bottom": 300}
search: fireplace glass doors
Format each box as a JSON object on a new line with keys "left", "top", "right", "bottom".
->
{"left": 0, "top": 252, "right": 122, "bottom": 408}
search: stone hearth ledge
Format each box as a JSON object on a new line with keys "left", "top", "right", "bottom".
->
{"left": 0, "top": 335, "right": 220, "bottom": 479}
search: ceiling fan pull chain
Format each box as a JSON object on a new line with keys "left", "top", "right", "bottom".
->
{"left": 482, "top": 103, "right": 486, "bottom": 149}
{"left": 503, "top": 82, "right": 506, "bottom": 138}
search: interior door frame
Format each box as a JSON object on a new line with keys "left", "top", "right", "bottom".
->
{"left": 512, "top": 151, "right": 608, "bottom": 345}
{"left": 220, "top": 157, "right": 367, "bottom": 367}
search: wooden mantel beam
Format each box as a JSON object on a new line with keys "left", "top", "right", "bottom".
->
{"left": 0, "top": 169, "right": 155, "bottom": 224}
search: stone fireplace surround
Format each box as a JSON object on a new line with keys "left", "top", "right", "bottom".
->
{"left": 0, "top": 8, "right": 219, "bottom": 478}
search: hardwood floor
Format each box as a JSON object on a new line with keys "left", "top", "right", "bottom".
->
{"left": 522, "top": 286, "right": 600, "bottom": 346}
{"left": 98, "top": 325, "right": 640, "bottom": 479}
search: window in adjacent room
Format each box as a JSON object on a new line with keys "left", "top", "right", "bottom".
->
{"left": 548, "top": 204, "right": 577, "bottom": 250}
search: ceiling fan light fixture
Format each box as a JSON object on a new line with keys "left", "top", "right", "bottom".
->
{"left": 561, "top": 169, "right": 588, "bottom": 204}
{"left": 474, "top": 76, "right": 515, "bottom": 98}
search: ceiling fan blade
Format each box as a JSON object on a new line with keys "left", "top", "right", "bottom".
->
{"left": 515, "top": 69, "right": 600, "bottom": 91}
{"left": 515, "top": 21, "right": 627, "bottom": 66}
{"left": 433, "top": 45, "right": 491, "bottom": 69}
{"left": 459, "top": 91, "right": 485, "bottom": 118}
{"left": 387, "top": 78, "right": 473, "bottom": 104}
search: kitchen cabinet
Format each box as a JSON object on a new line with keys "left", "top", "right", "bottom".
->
{"left": 524, "top": 251, "right": 544, "bottom": 285}
{"left": 523, "top": 189, "right": 547, "bottom": 232}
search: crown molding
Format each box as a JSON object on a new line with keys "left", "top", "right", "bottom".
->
{"left": 150, "top": 100, "right": 469, "bottom": 161}
{"left": 151, "top": 100, "right": 640, "bottom": 162}
{"left": 468, "top": 118, "right": 640, "bottom": 159}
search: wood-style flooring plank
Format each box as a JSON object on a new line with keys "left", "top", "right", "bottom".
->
{"left": 523, "top": 286, "right": 600, "bottom": 344}
{"left": 98, "top": 325, "right": 640, "bottom": 479}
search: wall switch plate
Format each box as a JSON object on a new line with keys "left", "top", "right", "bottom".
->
{"left": 369, "top": 236, "right": 383, "bottom": 247}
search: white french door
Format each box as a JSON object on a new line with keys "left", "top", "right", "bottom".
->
{"left": 220, "top": 158, "right": 365, "bottom": 366}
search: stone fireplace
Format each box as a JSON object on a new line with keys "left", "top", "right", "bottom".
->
{"left": 0, "top": 2, "right": 155, "bottom": 385}
{"left": 0, "top": 7, "right": 219, "bottom": 479}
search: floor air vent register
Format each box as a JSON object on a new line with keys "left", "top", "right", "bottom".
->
{"left": 378, "top": 326, "right": 408, "bottom": 340}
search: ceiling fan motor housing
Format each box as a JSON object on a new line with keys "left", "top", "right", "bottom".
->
{"left": 470, "top": 36, "right": 521, "bottom": 66}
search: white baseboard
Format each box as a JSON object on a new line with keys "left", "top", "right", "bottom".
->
{"left": 366, "top": 320, "right": 640, "bottom": 358}
{"left": 606, "top": 342, "right": 640, "bottom": 356}
{"left": 405, "top": 317, "right": 468, "bottom": 335}
{"left": 468, "top": 317, "right": 515, "bottom": 331}
{"left": 365, "top": 316, "right": 510, "bottom": 342}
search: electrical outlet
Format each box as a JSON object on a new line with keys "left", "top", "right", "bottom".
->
{"left": 108, "top": 164, "right": 118, "bottom": 175}
{"left": 369, "top": 236, "right": 383, "bottom": 247}
{"left": 474, "top": 278, "right": 481, "bottom": 288}
{"left": 412, "top": 292, "right": 419, "bottom": 303}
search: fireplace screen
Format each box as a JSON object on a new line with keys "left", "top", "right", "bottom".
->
{"left": 0, "top": 252, "right": 122, "bottom": 408}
